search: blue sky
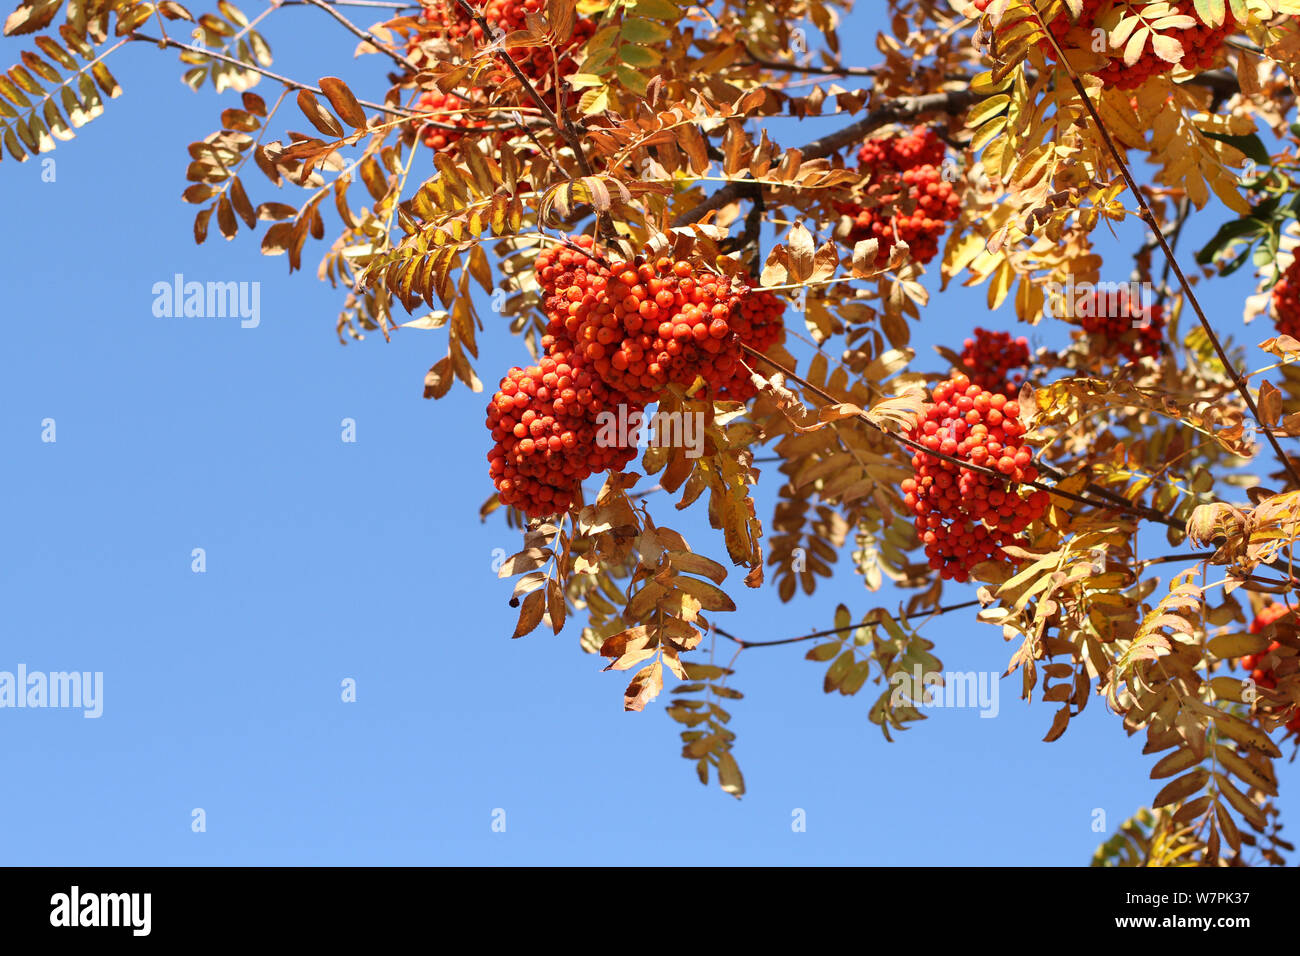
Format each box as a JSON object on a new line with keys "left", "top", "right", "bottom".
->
{"left": 0, "top": 4, "right": 1295, "bottom": 866}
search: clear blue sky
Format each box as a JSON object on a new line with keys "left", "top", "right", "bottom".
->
{"left": 1, "top": 4, "right": 1294, "bottom": 866}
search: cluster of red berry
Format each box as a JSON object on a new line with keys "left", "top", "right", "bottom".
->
{"left": 487, "top": 236, "right": 786, "bottom": 517}
{"left": 960, "top": 328, "right": 1030, "bottom": 398}
{"left": 1072, "top": 288, "right": 1165, "bottom": 362}
{"left": 901, "top": 373, "right": 1050, "bottom": 582}
{"left": 412, "top": 90, "right": 486, "bottom": 152}
{"left": 833, "top": 126, "right": 961, "bottom": 265}
{"left": 973, "top": 0, "right": 1233, "bottom": 90}
{"left": 486, "top": 356, "right": 638, "bottom": 517}
{"left": 407, "top": 1, "right": 595, "bottom": 155}
{"left": 1243, "top": 603, "right": 1300, "bottom": 738}
{"left": 542, "top": 254, "right": 784, "bottom": 405}
{"left": 412, "top": 0, "right": 595, "bottom": 86}
{"left": 1272, "top": 257, "right": 1300, "bottom": 340}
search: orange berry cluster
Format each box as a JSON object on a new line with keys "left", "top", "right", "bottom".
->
{"left": 1074, "top": 288, "right": 1165, "bottom": 362}
{"left": 1272, "top": 257, "right": 1300, "bottom": 340}
{"left": 412, "top": 90, "right": 485, "bottom": 153}
{"left": 415, "top": 0, "right": 595, "bottom": 87}
{"left": 487, "top": 236, "right": 786, "bottom": 517}
{"left": 901, "top": 374, "right": 1049, "bottom": 582}
{"left": 540, "top": 243, "right": 785, "bottom": 405}
{"left": 974, "top": 0, "right": 1233, "bottom": 91}
{"left": 486, "top": 354, "right": 637, "bottom": 518}
{"left": 834, "top": 127, "right": 960, "bottom": 265}
{"left": 960, "top": 327, "right": 1030, "bottom": 398}
{"left": 1244, "top": 603, "right": 1300, "bottom": 737}
{"left": 859, "top": 126, "right": 946, "bottom": 170}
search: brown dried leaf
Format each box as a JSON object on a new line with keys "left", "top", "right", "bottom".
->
{"left": 318, "top": 76, "right": 367, "bottom": 129}
{"left": 296, "top": 89, "right": 344, "bottom": 138}
{"left": 624, "top": 660, "right": 664, "bottom": 711}
{"left": 512, "top": 586, "right": 546, "bottom": 638}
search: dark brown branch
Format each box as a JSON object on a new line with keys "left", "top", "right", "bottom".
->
{"left": 1155, "top": 196, "right": 1192, "bottom": 309}
{"left": 674, "top": 63, "right": 1237, "bottom": 232}
{"left": 1053, "top": 60, "right": 1300, "bottom": 490}
{"left": 718, "top": 183, "right": 763, "bottom": 257}
{"left": 452, "top": 0, "right": 595, "bottom": 178}
{"left": 303, "top": 0, "right": 420, "bottom": 73}
{"left": 711, "top": 600, "right": 983, "bottom": 648}
{"left": 741, "top": 344, "right": 1188, "bottom": 532}
{"left": 131, "top": 32, "right": 421, "bottom": 118}
{"left": 742, "top": 45, "right": 879, "bottom": 78}
{"left": 671, "top": 87, "right": 978, "bottom": 227}
{"left": 1188, "top": 68, "right": 1240, "bottom": 100}
{"left": 1140, "top": 553, "right": 1206, "bottom": 568}
{"left": 1032, "top": 459, "right": 1179, "bottom": 528}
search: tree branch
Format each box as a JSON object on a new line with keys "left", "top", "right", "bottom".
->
{"left": 1052, "top": 62, "right": 1300, "bottom": 490}
{"left": 711, "top": 600, "right": 983, "bottom": 648}
{"left": 671, "top": 87, "right": 978, "bottom": 227}
{"left": 741, "top": 343, "right": 1189, "bottom": 532}
{"left": 302, "top": 0, "right": 421, "bottom": 73}
{"left": 673, "top": 62, "right": 1237, "bottom": 232}
{"left": 741, "top": 45, "right": 880, "bottom": 78}
{"left": 130, "top": 32, "right": 421, "bottom": 118}
{"left": 452, "top": 0, "right": 595, "bottom": 178}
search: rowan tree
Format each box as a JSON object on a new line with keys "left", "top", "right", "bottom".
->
{"left": 11, "top": 0, "right": 1300, "bottom": 866}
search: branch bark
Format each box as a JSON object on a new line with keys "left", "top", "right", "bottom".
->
{"left": 740, "top": 344, "right": 1189, "bottom": 532}
{"left": 1051, "top": 63, "right": 1300, "bottom": 490}
{"left": 671, "top": 87, "right": 978, "bottom": 227}
{"left": 452, "top": 0, "right": 595, "bottom": 178}
{"left": 129, "top": 32, "right": 422, "bottom": 117}
{"left": 712, "top": 600, "right": 982, "bottom": 648}
{"left": 303, "top": 0, "right": 421, "bottom": 73}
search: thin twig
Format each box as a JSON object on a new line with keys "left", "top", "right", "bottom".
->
{"left": 742, "top": 45, "right": 879, "bottom": 78}
{"left": 711, "top": 600, "right": 983, "bottom": 648}
{"left": 1156, "top": 196, "right": 1191, "bottom": 309}
{"left": 1053, "top": 62, "right": 1300, "bottom": 490}
{"left": 452, "top": 0, "right": 595, "bottom": 178}
{"left": 1032, "top": 459, "right": 1179, "bottom": 528}
{"left": 672, "top": 87, "right": 978, "bottom": 227}
{"left": 131, "top": 32, "right": 421, "bottom": 118}
{"left": 671, "top": 63, "right": 1236, "bottom": 230}
{"left": 742, "top": 344, "right": 1188, "bottom": 531}
{"left": 303, "top": 0, "right": 421, "bottom": 73}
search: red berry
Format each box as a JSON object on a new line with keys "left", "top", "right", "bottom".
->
{"left": 1273, "top": 257, "right": 1300, "bottom": 340}
{"left": 900, "top": 372, "right": 1046, "bottom": 580}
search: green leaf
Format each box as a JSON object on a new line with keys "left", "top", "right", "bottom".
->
{"left": 618, "top": 44, "right": 661, "bottom": 68}
{"left": 620, "top": 16, "right": 672, "bottom": 44}
{"left": 1200, "top": 130, "right": 1271, "bottom": 166}
{"left": 1193, "top": 0, "right": 1226, "bottom": 28}
{"left": 630, "top": 0, "right": 679, "bottom": 19}
{"left": 1195, "top": 216, "right": 1263, "bottom": 266}
{"left": 616, "top": 63, "right": 648, "bottom": 95}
